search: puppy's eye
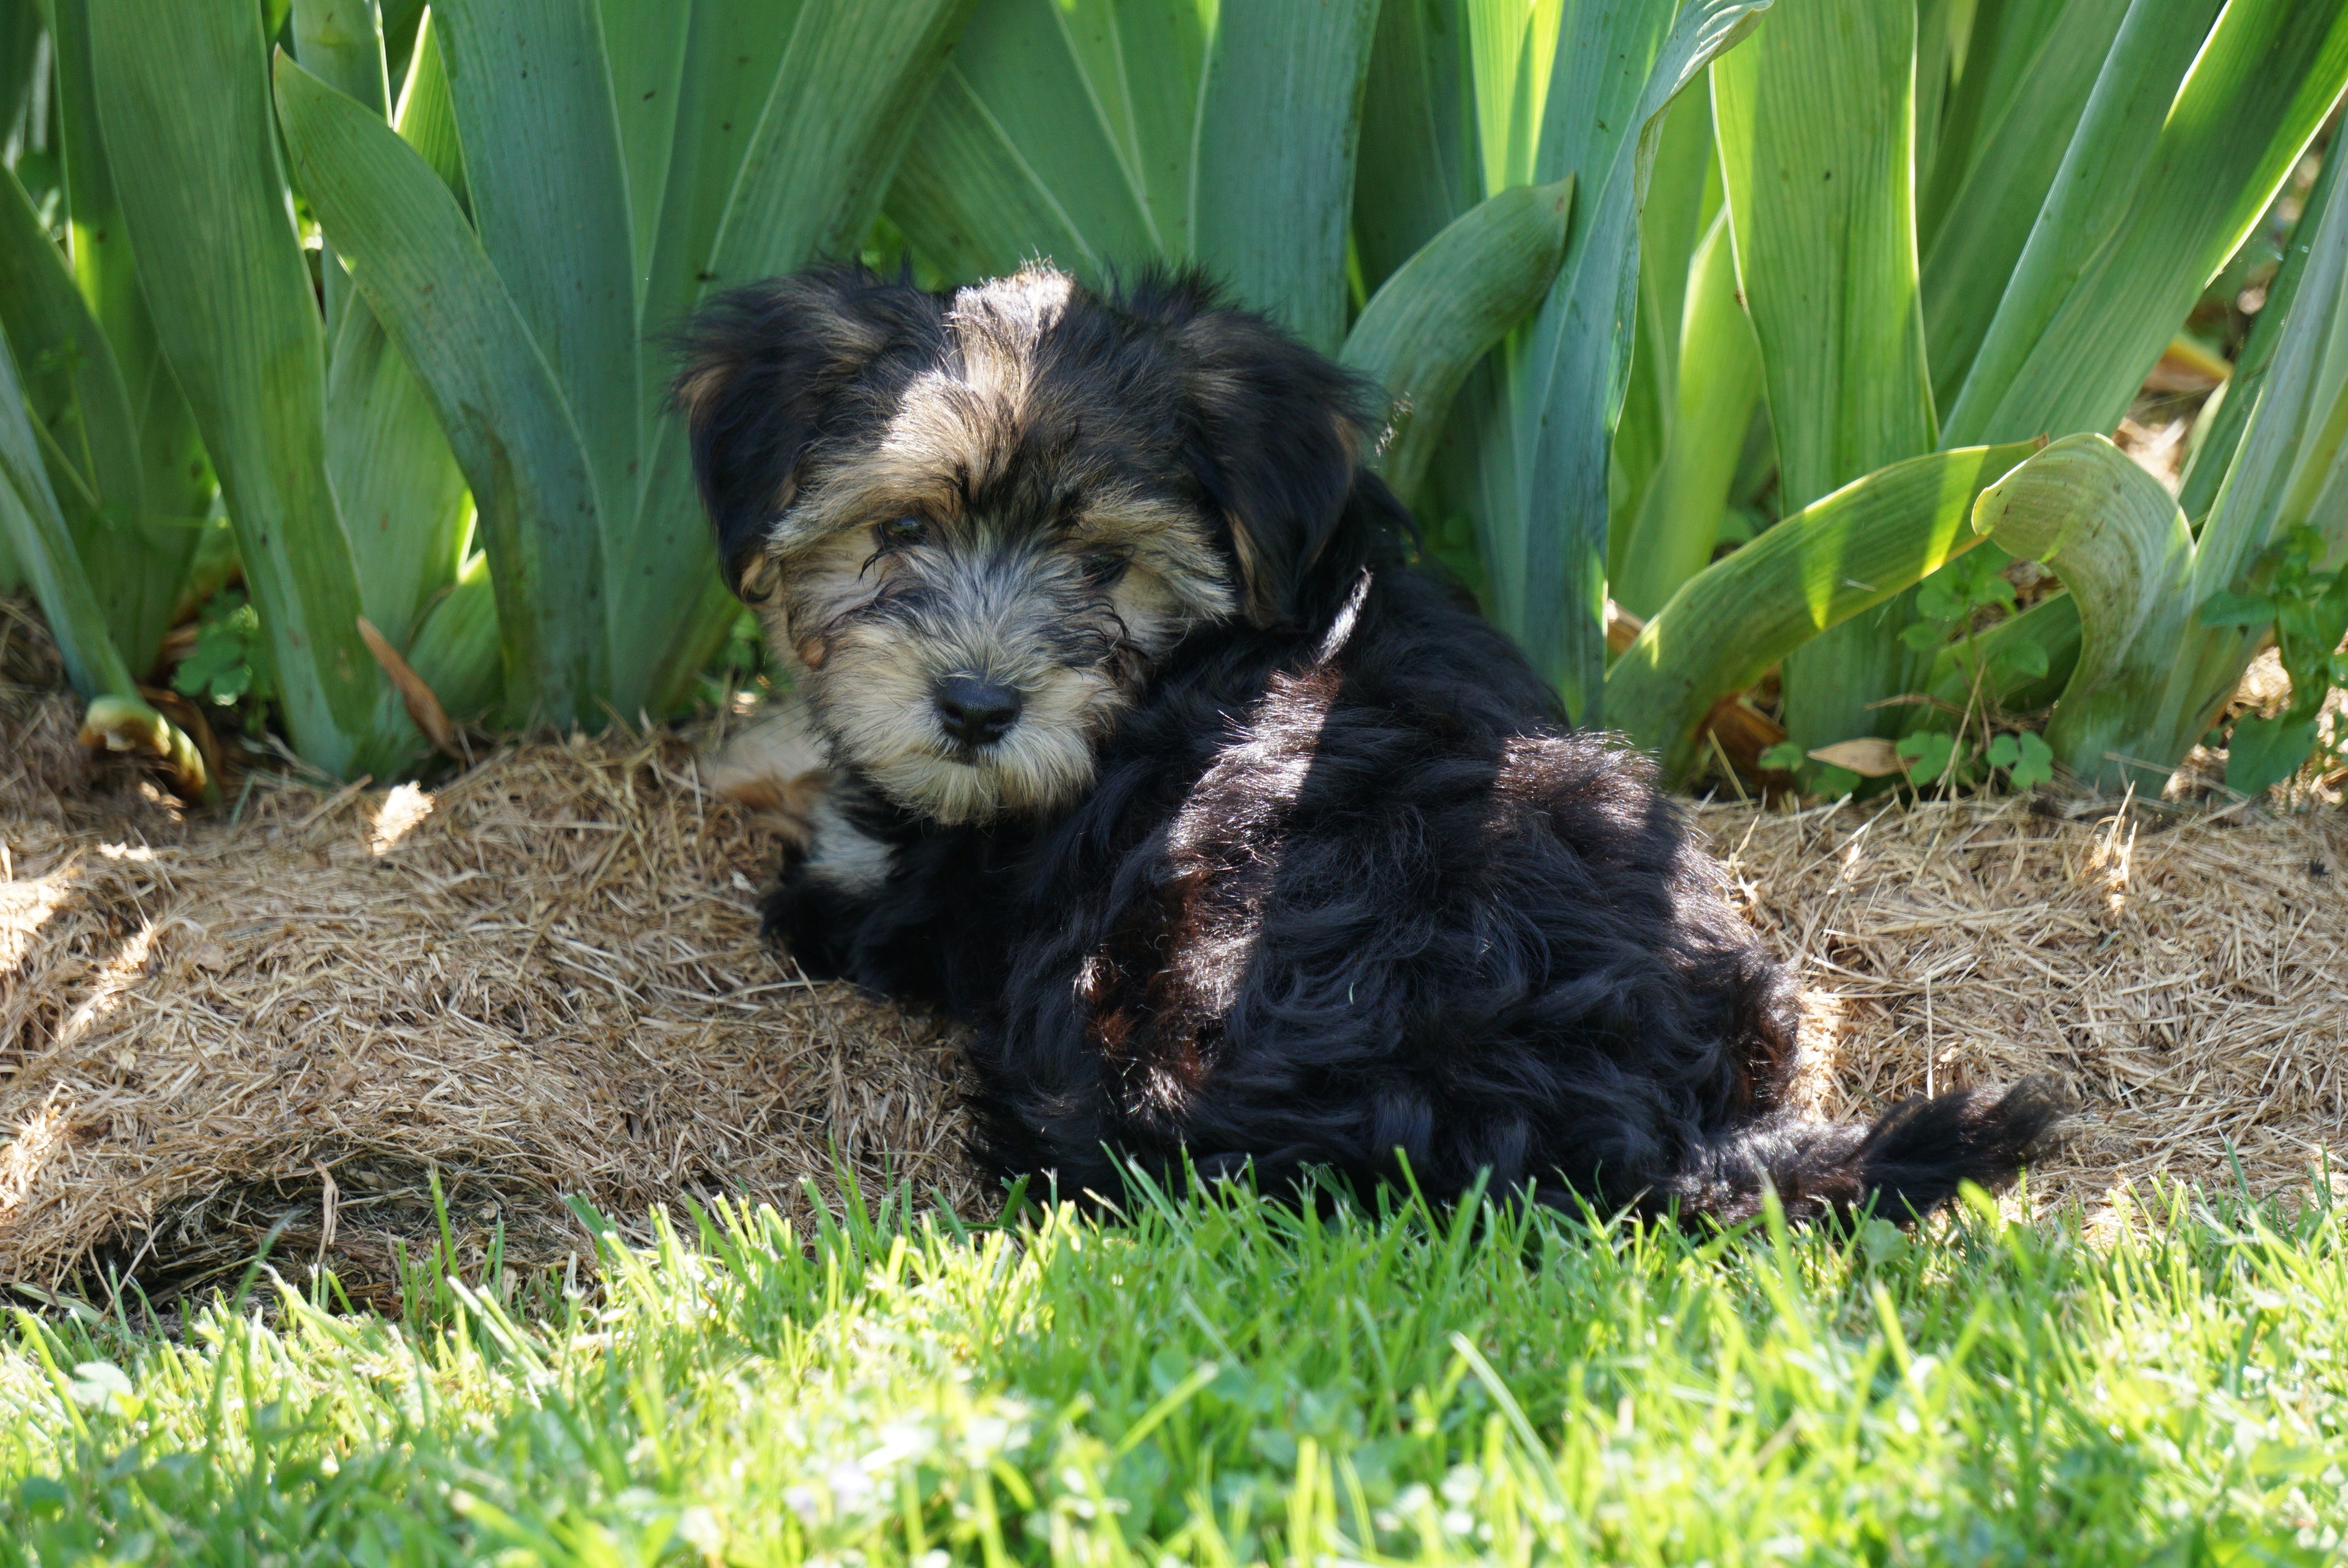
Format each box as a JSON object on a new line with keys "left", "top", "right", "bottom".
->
{"left": 877, "top": 516, "right": 928, "bottom": 548}
{"left": 1080, "top": 551, "right": 1128, "bottom": 584}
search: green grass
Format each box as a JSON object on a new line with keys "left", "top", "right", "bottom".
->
{"left": 3, "top": 1174, "right": 2345, "bottom": 1566}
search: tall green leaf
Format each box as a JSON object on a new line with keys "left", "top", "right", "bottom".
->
{"left": 1713, "top": 0, "right": 1937, "bottom": 754}
{"left": 48, "top": 0, "right": 208, "bottom": 653}
{"left": 1609, "top": 79, "right": 1719, "bottom": 564}
{"left": 287, "top": 0, "right": 473, "bottom": 657}
{"left": 2163, "top": 144, "right": 2348, "bottom": 755}
{"left": 1339, "top": 178, "right": 1572, "bottom": 510}
{"left": 323, "top": 299, "right": 472, "bottom": 647}
{"left": 90, "top": 0, "right": 406, "bottom": 777}
{"left": 1970, "top": 435, "right": 2195, "bottom": 788}
{"left": 1609, "top": 439, "right": 2041, "bottom": 781}
{"left": 2179, "top": 140, "right": 2345, "bottom": 524}
{"left": 0, "top": 164, "right": 174, "bottom": 669}
{"left": 278, "top": 54, "right": 606, "bottom": 724}
{"left": 435, "top": 0, "right": 637, "bottom": 553}
{"left": 390, "top": 9, "right": 466, "bottom": 200}
{"left": 1193, "top": 0, "right": 1382, "bottom": 353}
{"left": 1973, "top": 141, "right": 2348, "bottom": 792}
{"left": 291, "top": 0, "right": 390, "bottom": 339}
{"left": 1354, "top": 0, "right": 1477, "bottom": 296}
{"left": 0, "top": 322, "right": 137, "bottom": 703}
{"left": 887, "top": 0, "right": 1207, "bottom": 286}
{"left": 1608, "top": 208, "right": 1763, "bottom": 620}
{"left": 596, "top": 0, "right": 689, "bottom": 288}
{"left": 1945, "top": 0, "right": 2348, "bottom": 447}
{"left": 1916, "top": 0, "right": 2130, "bottom": 412}
{"left": 1508, "top": 0, "right": 1772, "bottom": 721}
{"left": 625, "top": 0, "right": 978, "bottom": 712}
{"left": 885, "top": 0, "right": 1376, "bottom": 352}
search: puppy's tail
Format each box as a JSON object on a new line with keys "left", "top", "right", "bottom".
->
{"left": 1661, "top": 1077, "right": 2068, "bottom": 1227}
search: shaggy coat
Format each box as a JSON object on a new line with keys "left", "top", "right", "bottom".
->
{"left": 677, "top": 264, "right": 2059, "bottom": 1224}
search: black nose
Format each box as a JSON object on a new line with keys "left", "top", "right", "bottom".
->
{"left": 932, "top": 674, "right": 1022, "bottom": 747}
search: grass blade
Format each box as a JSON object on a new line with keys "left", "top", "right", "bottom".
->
{"left": 90, "top": 0, "right": 406, "bottom": 778}
{"left": 279, "top": 51, "right": 608, "bottom": 724}
{"left": 1340, "top": 178, "right": 1572, "bottom": 510}
{"left": 1608, "top": 439, "right": 2042, "bottom": 781}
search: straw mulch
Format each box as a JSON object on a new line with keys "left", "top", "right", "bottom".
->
{"left": 0, "top": 716, "right": 979, "bottom": 1307}
{"left": 1700, "top": 795, "right": 2347, "bottom": 1220}
{"left": 2, "top": 640, "right": 2342, "bottom": 1301}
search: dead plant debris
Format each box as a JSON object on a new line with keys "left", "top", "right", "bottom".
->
{"left": 0, "top": 730, "right": 978, "bottom": 1307}
{"left": 1, "top": 716, "right": 2341, "bottom": 1306}
{"left": 1700, "top": 793, "right": 2347, "bottom": 1222}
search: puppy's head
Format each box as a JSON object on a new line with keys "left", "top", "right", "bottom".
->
{"left": 675, "top": 264, "right": 1377, "bottom": 824}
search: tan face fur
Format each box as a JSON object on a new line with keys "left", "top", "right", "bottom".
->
{"left": 742, "top": 270, "right": 1240, "bottom": 824}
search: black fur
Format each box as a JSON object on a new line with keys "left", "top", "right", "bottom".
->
{"left": 677, "top": 265, "right": 2063, "bottom": 1226}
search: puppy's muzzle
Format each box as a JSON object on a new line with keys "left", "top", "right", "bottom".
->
{"left": 933, "top": 673, "right": 1023, "bottom": 752}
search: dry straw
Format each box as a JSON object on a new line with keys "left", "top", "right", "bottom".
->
{"left": 0, "top": 653, "right": 2341, "bottom": 1302}
{"left": 0, "top": 706, "right": 977, "bottom": 1306}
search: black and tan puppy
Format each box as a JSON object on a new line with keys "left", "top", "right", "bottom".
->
{"left": 677, "top": 263, "right": 2058, "bottom": 1224}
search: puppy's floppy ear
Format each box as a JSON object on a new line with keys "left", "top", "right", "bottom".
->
{"left": 1147, "top": 280, "right": 1376, "bottom": 628}
{"left": 672, "top": 267, "right": 936, "bottom": 600}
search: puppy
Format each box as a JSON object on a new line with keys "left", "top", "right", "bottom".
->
{"left": 677, "top": 263, "right": 2060, "bottom": 1225}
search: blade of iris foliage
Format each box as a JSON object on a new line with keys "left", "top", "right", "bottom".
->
{"left": 1508, "top": 0, "right": 1773, "bottom": 724}
{"left": 90, "top": 0, "right": 409, "bottom": 778}
{"left": 1916, "top": 0, "right": 2131, "bottom": 413}
{"left": 1608, "top": 209, "right": 1763, "bottom": 621}
{"left": 44, "top": 0, "right": 208, "bottom": 665}
{"left": 889, "top": 0, "right": 1200, "bottom": 285}
{"left": 0, "top": 328, "right": 140, "bottom": 705}
{"left": 278, "top": 54, "right": 608, "bottom": 726}
{"left": 434, "top": 0, "right": 637, "bottom": 561}
{"left": 1193, "top": 0, "right": 1382, "bottom": 354}
{"left": 1712, "top": 0, "right": 1938, "bottom": 757}
{"left": 291, "top": 0, "right": 392, "bottom": 341}
{"left": 0, "top": 166, "right": 166, "bottom": 667}
{"left": 1353, "top": 0, "right": 1478, "bottom": 298}
{"left": 1970, "top": 435, "right": 2196, "bottom": 791}
{"left": 595, "top": 0, "right": 693, "bottom": 288}
{"left": 1609, "top": 440, "right": 2042, "bottom": 781}
{"left": 2179, "top": 140, "right": 2345, "bottom": 525}
{"left": 624, "top": 0, "right": 977, "bottom": 714}
{"left": 1340, "top": 178, "right": 1573, "bottom": 511}
{"left": 1945, "top": 0, "right": 2348, "bottom": 448}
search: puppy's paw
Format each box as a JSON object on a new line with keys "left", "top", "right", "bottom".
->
{"left": 704, "top": 702, "right": 830, "bottom": 852}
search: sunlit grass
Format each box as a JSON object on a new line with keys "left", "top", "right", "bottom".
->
{"left": 2, "top": 1173, "right": 2343, "bottom": 1566}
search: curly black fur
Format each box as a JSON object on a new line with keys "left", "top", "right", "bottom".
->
{"left": 676, "top": 264, "right": 2063, "bottom": 1226}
